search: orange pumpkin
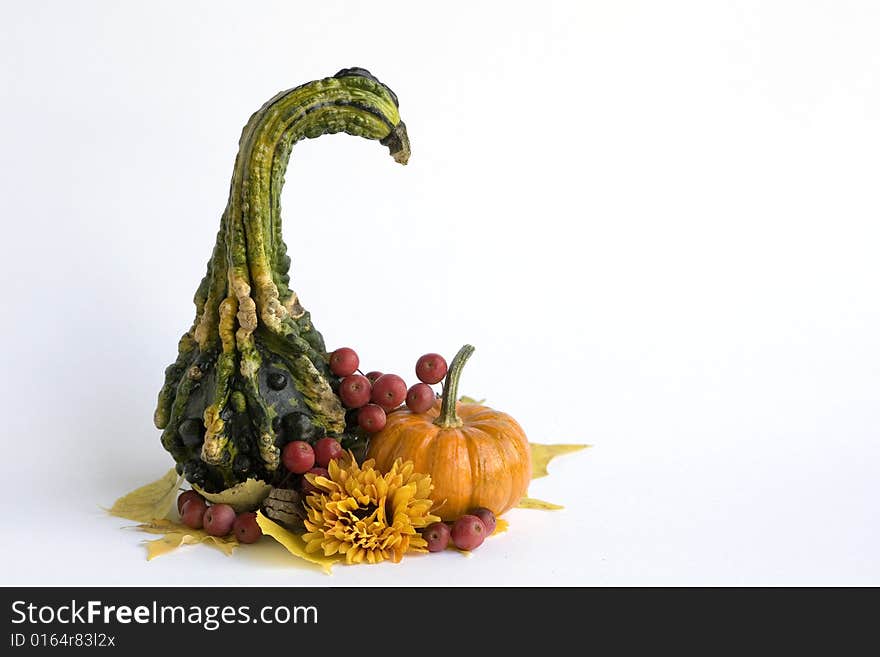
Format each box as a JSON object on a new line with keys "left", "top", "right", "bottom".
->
{"left": 366, "top": 345, "right": 531, "bottom": 520}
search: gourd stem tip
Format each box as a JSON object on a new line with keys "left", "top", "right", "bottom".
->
{"left": 381, "top": 121, "right": 410, "bottom": 165}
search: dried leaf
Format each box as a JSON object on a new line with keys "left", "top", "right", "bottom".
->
{"left": 255, "top": 512, "right": 339, "bottom": 574}
{"left": 458, "top": 395, "right": 486, "bottom": 404}
{"left": 517, "top": 497, "right": 564, "bottom": 510}
{"left": 262, "top": 487, "right": 306, "bottom": 532}
{"left": 518, "top": 443, "right": 590, "bottom": 511}
{"left": 530, "top": 442, "right": 589, "bottom": 479}
{"left": 193, "top": 478, "right": 272, "bottom": 512}
{"left": 107, "top": 468, "right": 183, "bottom": 522}
{"left": 135, "top": 519, "right": 238, "bottom": 560}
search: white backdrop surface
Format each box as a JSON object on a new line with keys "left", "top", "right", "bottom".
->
{"left": 1, "top": 1, "right": 878, "bottom": 586}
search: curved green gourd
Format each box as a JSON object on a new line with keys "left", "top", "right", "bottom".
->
{"left": 154, "top": 68, "right": 410, "bottom": 491}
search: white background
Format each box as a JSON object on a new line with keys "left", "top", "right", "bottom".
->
{"left": 1, "top": 1, "right": 878, "bottom": 586}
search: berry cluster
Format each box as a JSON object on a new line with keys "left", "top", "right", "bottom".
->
{"left": 281, "top": 436, "right": 343, "bottom": 495}
{"left": 423, "top": 507, "right": 497, "bottom": 552}
{"left": 178, "top": 437, "right": 348, "bottom": 539}
{"left": 330, "top": 347, "right": 449, "bottom": 433}
{"left": 177, "top": 491, "right": 262, "bottom": 544}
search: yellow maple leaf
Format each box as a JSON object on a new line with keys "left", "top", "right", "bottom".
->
{"left": 193, "top": 478, "right": 272, "bottom": 512}
{"left": 116, "top": 439, "right": 588, "bottom": 564}
{"left": 107, "top": 468, "right": 182, "bottom": 522}
{"left": 530, "top": 442, "right": 589, "bottom": 479}
{"left": 135, "top": 519, "right": 238, "bottom": 560}
{"left": 517, "top": 497, "right": 564, "bottom": 510}
{"left": 255, "top": 512, "right": 339, "bottom": 575}
{"left": 515, "top": 442, "right": 589, "bottom": 511}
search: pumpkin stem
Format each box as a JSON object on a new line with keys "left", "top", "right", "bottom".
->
{"left": 436, "top": 344, "right": 475, "bottom": 428}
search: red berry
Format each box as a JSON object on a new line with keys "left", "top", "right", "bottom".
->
{"left": 471, "top": 507, "right": 497, "bottom": 534}
{"left": 329, "top": 347, "right": 359, "bottom": 377}
{"left": 314, "top": 437, "right": 343, "bottom": 468}
{"left": 233, "top": 512, "right": 262, "bottom": 544}
{"left": 365, "top": 371, "right": 383, "bottom": 383}
{"left": 282, "top": 440, "right": 315, "bottom": 474}
{"left": 451, "top": 514, "right": 486, "bottom": 551}
{"left": 180, "top": 498, "right": 208, "bottom": 529}
{"left": 406, "top": 383, "right": 435, "bottom": 413}
{"left": 357, "top": 404, "right": 387, "bottom": 432}
{"left": 423, "top": 522, "right": 451, "bottom": 552}
{"left": 203, "top": 503, "right": 236, "bottom": 536}
{"left": 301, "top": 466, "right": 329, "bottom": 495}
{"left": 416, "top": 353, "right": 448, "bottom": 384}
{"left": 370, "top": 374, "right": 407, "bottom": 410}
{"left": 177, "top": 489, "right": 203, "bottom": 514}
{"left": 338, "top": 374, "right": 372, "bottom": 408}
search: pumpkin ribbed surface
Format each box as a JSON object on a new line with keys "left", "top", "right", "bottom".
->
{"left": 367, "top": 399, "right": 531, "bottom": 520}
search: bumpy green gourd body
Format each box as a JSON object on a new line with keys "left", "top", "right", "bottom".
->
{"left": 154, "top": 69, "right": 409, "bottom": 491}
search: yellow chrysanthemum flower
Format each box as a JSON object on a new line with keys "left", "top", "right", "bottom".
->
{"left": 302, "top": 455, "right": 440, "bottom": 564}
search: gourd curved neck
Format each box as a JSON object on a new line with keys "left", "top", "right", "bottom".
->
{"left": 192, "top": 70, "right": 408, "bottom": 350}
{"left": 226, "top": 73, "right": 407, "bottom": 283}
